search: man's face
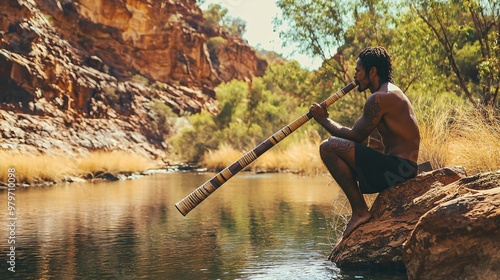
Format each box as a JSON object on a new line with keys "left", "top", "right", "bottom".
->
{"left": 354, "top": 58, "right": 370, "bottom": 92}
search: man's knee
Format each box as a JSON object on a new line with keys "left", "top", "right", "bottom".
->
{"left": 319, "top": 136, "right": 348, "bottom": 157}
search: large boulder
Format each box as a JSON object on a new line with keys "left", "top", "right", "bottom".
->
{"left": 329, "top": 167, "right": 500, "bottom": 279}
{"left": 329, "top": 166, "right": 467, "bottom": 269}
{"left": 403, "top": 171, "right": 500, "bottom": 280}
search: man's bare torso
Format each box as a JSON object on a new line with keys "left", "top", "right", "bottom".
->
{"left": 374, "top": 83, "right": 420, "bottom": 162}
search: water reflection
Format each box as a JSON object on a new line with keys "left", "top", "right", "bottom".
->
{"left": 0, "top": 172, "right": 406, "bottom": 279}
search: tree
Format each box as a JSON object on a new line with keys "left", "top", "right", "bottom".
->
{"left": 413, "top": 0, "right": 500, "bottom": 108}
{"left": 274, "top": 0, "right": 351, "bottom": 84}
{"left": 202, "top": 3, "right": 247, "bottom": 38}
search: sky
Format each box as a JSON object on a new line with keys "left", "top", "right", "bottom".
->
{"left": 199, "top": 0, "right": 322, "bottom": 69}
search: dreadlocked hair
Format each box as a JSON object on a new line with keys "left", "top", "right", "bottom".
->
{"left": 358, "top": 46, "right": 394, "bottom": 84}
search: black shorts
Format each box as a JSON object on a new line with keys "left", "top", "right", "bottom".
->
{"left": 355, "top": 142, "right": 418, "bottom": 194}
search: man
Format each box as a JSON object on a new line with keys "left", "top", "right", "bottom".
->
{"left": 309, "top": 46, "right": 420, "bottom": 238}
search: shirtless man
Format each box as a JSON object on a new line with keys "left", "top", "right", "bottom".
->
{"left": 309, "top": 46, "right": 420, "bottom": 238}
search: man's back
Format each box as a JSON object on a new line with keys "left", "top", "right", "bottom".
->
{"left": 375, "top": 82, "right": 420, "bottom": 162}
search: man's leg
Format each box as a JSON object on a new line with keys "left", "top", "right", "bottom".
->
{"left": 319, "top": 136, "right": 372, "bottom": 238}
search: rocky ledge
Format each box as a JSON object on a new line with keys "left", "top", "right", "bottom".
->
{"left": 330, "top": 166, "right": 500, "bottom": 280}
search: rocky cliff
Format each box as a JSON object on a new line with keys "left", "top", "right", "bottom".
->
{"left": 0, "top": 0, "right": 267, "bottom": 159}
{"left": 330, "top": 167, "right": 500, "bottom": 279}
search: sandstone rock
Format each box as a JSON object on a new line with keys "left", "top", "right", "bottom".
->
{"left": 330, "top": 167, "right": 500, "bottom": 279}
{"left": 329, "top": 166, "right": 468, "bottom": 269}
{"left": 0, "top": 0, "right": 267, "bottom": 160}
{"left": 403, "top": 171, "right": 500, "bottom": 280}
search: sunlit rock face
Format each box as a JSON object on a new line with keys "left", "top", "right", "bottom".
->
{"left": 403, "top": 170, "right": 500, "bottom": 280}
{"left": 0, "top": 0, "right": 266, "bottom": 158}
{"left": 330, "top": 166, "right": 500, "bottom": 280}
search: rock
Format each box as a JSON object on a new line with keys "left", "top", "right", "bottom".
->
{"left": 329, "top": 166, "right": 468, "bottom": 269}
{"left": 213, "top": 38, "right": 267, "bottom": 82}
{"left": 330, "top": 167, "right": 500, "bottom": 279}
{"left": 403, "top": 171, "right": 500, "bottom": 280}
{"left": 95, "top": 172, "right": 120, "bottom": 181}
{"left": 64, "top": 175, "right": 86, "bottom": 183}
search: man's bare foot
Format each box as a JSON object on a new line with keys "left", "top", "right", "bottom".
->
{"left": 342, "top": 211, "right": 372, "bottom": 239}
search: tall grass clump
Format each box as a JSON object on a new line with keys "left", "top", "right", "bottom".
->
{"left": 413, "top": 96, "right": 456, "bottom": 169}
{"left": 202, "top": 144, "right": 243, "bottom": 171}
{"left": 0, "top": 151, "right": 153, "bottom": 184}
{"left": 202, "top": 130, "right": 327, "bottom": 175}
{"left": 77, "top": 151, "right": 153, "bottom": 174}
{"left": 0, "top": 151, "right": 75, "bottom": 184}
{"left": 447, "top": 107, "right": 500, "bottom": 174}
{"left": 413, "top": 93, "right": 500, "bottom": 174}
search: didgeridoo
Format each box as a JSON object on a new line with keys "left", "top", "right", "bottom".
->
{"left": 175, "top": 80, "right": 359, "bottom": 216}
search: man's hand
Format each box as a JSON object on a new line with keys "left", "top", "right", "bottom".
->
{"left": 309, "top": 102, "right": 329, "bottom": 122}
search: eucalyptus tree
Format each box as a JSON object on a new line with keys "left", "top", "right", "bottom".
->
{"left": 274, "top": 0, "right": 352, "bottom": 87}
{"left": 413, "top": 0, "right": 500, "bottom": 108}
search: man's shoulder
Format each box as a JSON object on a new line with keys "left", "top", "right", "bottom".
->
{"left": 374, "top": 83, "right": 407, "bottom": 104}
{"left": 369, "top": 84, "right": 408, "bottom": 113}
{"left": 375, "top": 82, "right": 403, "bottom": 95}
{"left": 387, "top": 82, "right": 404, "bottom": 94}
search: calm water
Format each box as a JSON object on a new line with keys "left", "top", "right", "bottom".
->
{"left": 0, "top": 172, "right": 406, "bottom": 279}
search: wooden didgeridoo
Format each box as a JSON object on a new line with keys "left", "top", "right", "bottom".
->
{"left": 175, "top": 80, "right": 359, "bottom": 216}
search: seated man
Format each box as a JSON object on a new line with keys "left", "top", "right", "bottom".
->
{"left": 309, "top": 46, "right": 420, "bottom": 238}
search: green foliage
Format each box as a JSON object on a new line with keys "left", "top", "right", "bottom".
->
{"left": 169, "top": 111, "right": 219, "bottom": 162}
{"left": 206, "top": 36, "right": 227, "bottom": 55}
{"left": 274, "top": 0, "right": 349, "bottom": 60}
{"left": 131, "top": 74, "right": 149, "bottom": 86}
{"left": 411, "top": 0, "right": 500, "bottom": 107}
{"left": 262, "top": 61, "right": 317, "bottom": 104}
{"left": 226, "top": 17, "right": 246, "bottom": 38}
{"left": 274, "top": 0, "right": 499, "bottom": 109}
{"left": 214, "top": 80, "right": 248, "bottom": 129}
{"left": 202, "top": 3, "right": 247, "bottom": 38}
{"left": 171, "top": 62, "right": 312, "bottom": 161}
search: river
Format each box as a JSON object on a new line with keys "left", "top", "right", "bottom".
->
{"left": 0, "top": 172, "right": 407, "bottom": 279}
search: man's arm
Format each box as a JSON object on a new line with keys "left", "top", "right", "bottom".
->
{"left": 309, "top": 93, "right": 384, "bottom": 143}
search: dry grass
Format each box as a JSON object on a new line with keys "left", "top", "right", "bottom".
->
{"left": 0, "top": 151, "right": 153, "bottom": 184}
{"left": 253, "top": 136, "right": 325, "bottom": 174}
{"left": 0, "top": 152, "right": 76, "bottom": 184}
{"left": 201, "top": 144, "right": 243, "bottom": 171}
{"left": 417, "top": 105, "right": 500, "bottom": 174}
{"left": 203, "top": 131, "right": 326, "bottom": 174}
{"left": 447, "top": 108, "right": 500, "bottom": 174}
{"left": 417, "top": 107, "right": 453, "bottom": 169}
{"left": 77, "top": 151, "right": 153, "bottom": 174}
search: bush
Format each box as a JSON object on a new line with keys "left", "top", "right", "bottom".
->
{"left": 206, "top": 36, "right": 227, "bottom": 53}
{"left": 148, "top": 102, "right": 176, "bottom": 142}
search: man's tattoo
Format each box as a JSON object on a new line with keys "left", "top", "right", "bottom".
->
{"left": 328, "top": 138, "right": 353, "bottom": 153}
{"left": 363, "top": 95, "right": 381, "bottom": 129}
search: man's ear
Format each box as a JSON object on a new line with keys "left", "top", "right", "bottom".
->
{"left": 369, "top": 67, "right": 377, "bottom": 78}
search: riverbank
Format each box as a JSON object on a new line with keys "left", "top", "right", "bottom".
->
{"left": 0, "top": 151, "right": 184, "bottom": 188}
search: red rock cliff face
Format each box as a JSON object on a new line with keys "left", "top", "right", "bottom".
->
{"left": 0, "top": 0, "right": 267, "bottom": 159}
